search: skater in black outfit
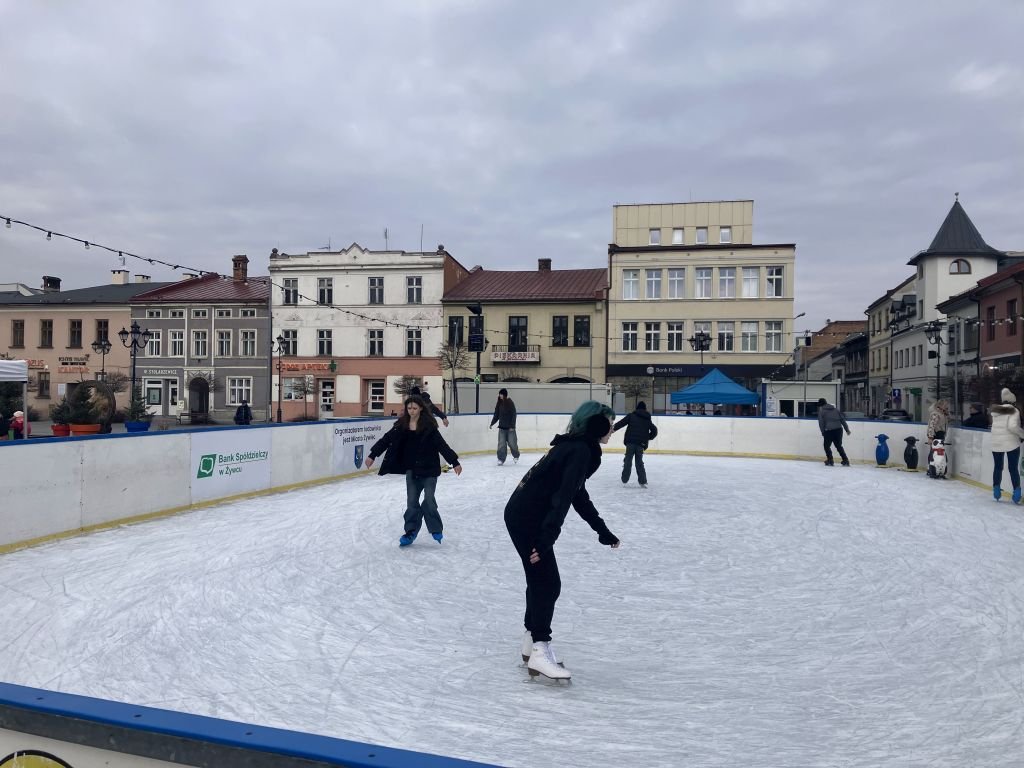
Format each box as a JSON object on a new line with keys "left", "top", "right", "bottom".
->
{"left": 504, "top": 400, "right": 621, "bottom": 680}
{"left": 612, "top": 401, "right": 658, "bottom": 487}
{"left": 817, "top": 398, "right": 851, "bottom": 465}
{"left": 365, "top": 395, "right": 462, "bottom": 546}
{"left": 409, "top": 385, "right": 449, "bottom": 427}
{"left": 489, "top": 388, "right": 520, "bottom": 465}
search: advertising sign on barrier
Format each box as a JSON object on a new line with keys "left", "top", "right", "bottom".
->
{"left": 332, "top": 420, "right": 389, "bottom": 474}
{"left": 190, "top": 430, "right": 272, "bottom": 503}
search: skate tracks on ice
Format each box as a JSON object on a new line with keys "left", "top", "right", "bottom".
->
{"left": 0, "top": 455, "right": 1022, "bottom": 767}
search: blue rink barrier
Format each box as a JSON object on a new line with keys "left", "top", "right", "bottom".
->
{"left": 0, "top": 682, "right": 501, "bottom": 768}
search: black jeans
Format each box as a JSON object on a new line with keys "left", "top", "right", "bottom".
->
{"left": 993, "top": 447, "right": 1021, "bottom": 489}
{"left": 505, "top": 521, "right": 561, "bottom": 643}
{"left": 622, "top": 443, "right": 647, "bottom": 484}
{"left": 823, "top": 429, "right": 848, "bottom": 464}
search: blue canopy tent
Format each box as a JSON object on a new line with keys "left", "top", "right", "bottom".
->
{"left": 669, "top": 368, "right": 760, "bottom": 405}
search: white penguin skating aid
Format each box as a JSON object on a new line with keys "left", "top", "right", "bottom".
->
{"left": 927, "top": 437, "right": 948, "bottom": 479}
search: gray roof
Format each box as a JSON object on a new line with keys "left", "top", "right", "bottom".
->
{"left": 0, "top": 282, "right": 173, "bottom": 306}
{"left": 908, "top": 199, "right": 1003, "bottom": 265}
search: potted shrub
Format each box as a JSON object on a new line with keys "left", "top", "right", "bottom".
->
{"left": 67, "top": 383, "right": 101, "bottom": 436}
{"left": 49, "top": 396, "right": 72, "bottom": 437}
{"left": 124, "top": 386, "right": 153, "bottom": 432}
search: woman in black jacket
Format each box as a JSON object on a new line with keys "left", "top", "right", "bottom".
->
{"left": 365, "top": 396, "right": 462, "bottom": 546}
{"left": 504, "top": 401, "right": 620, "bottom": 680}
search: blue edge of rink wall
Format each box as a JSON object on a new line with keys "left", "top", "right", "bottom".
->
{"left": 0, "top": 413, "right": 992, "bottom": 767}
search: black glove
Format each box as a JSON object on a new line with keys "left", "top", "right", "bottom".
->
{"left": 598, "top": 530, "right": 619, "bottom": 546}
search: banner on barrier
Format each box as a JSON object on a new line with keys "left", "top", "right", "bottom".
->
{"left": 190, "top": 430, "right": 272, "bottom": 503}
{"left": 332, "top": 421, "right": 388, "bottom": 474}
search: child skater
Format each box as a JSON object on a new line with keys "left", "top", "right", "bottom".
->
{"left": 504, "top": 401, "right": 621, "bottom": 680}
{"left": 365, "top": 395, "right": 462, "bottom": 546}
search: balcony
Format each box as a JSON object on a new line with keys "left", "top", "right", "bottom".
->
{"left": 491, "top": 345, "right": 541, "bottom": 363}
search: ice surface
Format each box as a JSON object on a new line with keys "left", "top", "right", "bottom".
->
{"left": 1, "top": 454, "right": 1023, "bottom": 767}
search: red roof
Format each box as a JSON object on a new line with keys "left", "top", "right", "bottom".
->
{"left": 130, "top": 274, "right": 270, "bottom": 303}
{"left": 975, "top": 260, "right": 1024, "bottom": 290}
{"left": 442, "top": 268, "right": 607, "bottom": 303}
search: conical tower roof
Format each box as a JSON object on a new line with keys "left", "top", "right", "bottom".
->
{"left": 908, "top": 196, "right": 1003, "bottom": 265}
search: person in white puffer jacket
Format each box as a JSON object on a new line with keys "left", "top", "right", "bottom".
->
{"left": 990, "top": 387, "right": 1024, "bottom": 503}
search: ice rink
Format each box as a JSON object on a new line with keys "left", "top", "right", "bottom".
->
{"left": 2, "top": 452, "right": 1022, "bottom": 767}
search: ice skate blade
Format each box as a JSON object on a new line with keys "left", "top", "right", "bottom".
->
{"left": 527, "top": 667, "right": 571, "bottom": 682}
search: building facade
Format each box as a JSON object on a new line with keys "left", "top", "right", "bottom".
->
{"left": 864, "top": 276, "right": 914, "bottom": 415}
{"left": 269, "top": 243, "right": 470, "bottom": 419}
{"left": 607, "top": 201, "right": 796, "bottom": 410}
{"left": 129, "top": 256, "right": 272, "bottom": 422}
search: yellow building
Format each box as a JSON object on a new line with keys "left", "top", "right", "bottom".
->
{"left": 607, "top": 201, "right": 797, "bottom": 410}
{"left": 440, "top": 258, "right": 607, "bottom": 392}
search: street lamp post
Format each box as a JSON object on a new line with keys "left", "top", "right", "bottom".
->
{"left": 117, "top": 321, "right": 152, "bottom": 409}
{"left": 91, "top": 338, "right": 112, "bottom": 381}
{"left": 273, "top": 334, "right": 287, "bottom": 423}
{"left": 466, "top": 303, "right": 484, "bottom": 413}
{"left": 687, "top": 330, "right": 711, "bottom": 372}
{"left": 925, "top": 320, "right": 944, "bottom": 405}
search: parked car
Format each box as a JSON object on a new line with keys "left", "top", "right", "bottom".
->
{"left": 880, "top": 409, "right": 913, "bottom": 422}
{"left": 844, "top": 411, "right": 867, "bottom": 419}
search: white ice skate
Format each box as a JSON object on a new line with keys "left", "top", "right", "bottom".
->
{"left": 528, "top": 641, "right": 570, "bottom": 680}
{"left": 522, "top": 631, "right": 564, "bottom": 666}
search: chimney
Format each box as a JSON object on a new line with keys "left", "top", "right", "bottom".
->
{"left": 111, "top": 269, "right": 129, "bottom": 285}
{"left": 538, "top": 258, "right": 552, "bottom": 272}
{"left": 41, "top": 275, "right": 61, "bottom": 293}
{"left": 134, "top": 274, "right": 151, "bottom": 283}
{"left": 232, "top": 254, "right": 249, "bottom": 282}
{"left": 181, "top": 272, "right": 199, "bottom": 281}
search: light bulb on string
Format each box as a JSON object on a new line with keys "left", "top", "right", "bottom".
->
{"left": 4, "top": 218, "right": 10, "bottom": 228}
{"left": 46, "top": 232, "right": 51, "bottom": 241}
{"left": 84, "top": 241, "right": 90, "bottom": 250}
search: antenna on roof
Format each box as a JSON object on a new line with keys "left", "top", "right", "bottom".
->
{"left": 384, "top": 227, "right": 389, "bottom": 250}
{"left": 318, "top": 238, "right": 331, "bottom": 251}
{"left": 420, "top": 224, "right": 424, "bottom": 252}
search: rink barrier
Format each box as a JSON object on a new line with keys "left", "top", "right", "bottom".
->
{"left": 0, "top": 682, "right": 499, "bottom": 768}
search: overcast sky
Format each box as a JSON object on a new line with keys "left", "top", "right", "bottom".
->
{"left": 1, "top": 0, "right": 1022, "bottom": 332}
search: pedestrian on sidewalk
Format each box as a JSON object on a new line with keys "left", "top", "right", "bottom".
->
{"left": 490, "top": 388, "right": 520, "bottom": 465}
{"left": 612, "top": 401, "right": 658, "bottom": 487}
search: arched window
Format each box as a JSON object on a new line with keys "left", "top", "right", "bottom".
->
{"left": 950, "top": 259, "right": 971, "bottom": 274}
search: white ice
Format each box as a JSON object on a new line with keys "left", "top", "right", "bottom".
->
{"left": 1, "top": 453, "right": 1023, "bottom": 768}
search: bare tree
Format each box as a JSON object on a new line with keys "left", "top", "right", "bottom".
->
{"left": 104, "top": 372, "right": 130, "bottom": 394}
{"left": 438, "top": 342, "right": 471, "bottom": 414}
{"left": 617, "top": 377, "right": 651, "bottom": 410}
{"left": 393, "top": 375, "right": 421, "bottom": 399}
{"left": 289, "top": 376, "right": 316, "bottom": 420}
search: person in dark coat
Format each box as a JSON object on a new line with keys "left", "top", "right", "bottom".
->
{"left": 962, "top": 403, "right": 988, "bottom": 428}
{"left": 612, "top": 401, "right": 658, "bottom": 487}
{"left": 233, "top": 399, "right": 253, "bottom": 425}
{"left": 365, "top": 395, "right": 462, "bottom": 546}
{"left": 0, "top": 413, "right": 9, "bottom": 440}
{"left": 489, "top": 388, "right": 520, "bottom": 465}
{"left": 504, "top": 401, "right": 620, "bottom": 680}
{"left": 409, "top": 385, "right": 448, "bottom": 427}
{"left": 817, "top": 398, "right": 851, "bottom": 466}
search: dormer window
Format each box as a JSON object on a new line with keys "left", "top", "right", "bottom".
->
{"left": 950, "top": 258, "right": 971, "bottom": 274}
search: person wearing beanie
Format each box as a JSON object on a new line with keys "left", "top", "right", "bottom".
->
{"left": 612, "top": 400, "right": 658, "bottom": 487}
{"left": 489, "top": 388, "right": 520, "bottom": 465}
{"left": 816, "top": 398, "right": 850, "bottom": 466}
{"left": 504, "top": 400, "right": 621, "bottom": 680}
{"left": 409, "top": 384, "right": 448, "bottom": 427}
{"left": 10, "top": 410, "right": 30, "bottom": 440}
{"left": 990, "top": 388, "right": 1024, "bottom": 502}
{"left": 365, "top": 395, "right": 462, "bottom": 546}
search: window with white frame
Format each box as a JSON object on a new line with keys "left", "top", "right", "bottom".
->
{"left": 227, "top": 377, "right": 252, "bottom": 406}
{"left": 668, "top": 268, "right": 685, "bottom": 298}
{"left": 741, "top": 322, "right": 758, "bottom": 352}
{"left": 192, "top": 309, "right": 208, "bottom": 319}
{"left": 648, "top": 228, "right": 661, "bottom": 245}
{"left": 717, "top": 321, "right": 734, "bottom": 352}
{"left": 667, "top": 321, "right": 684, "bottom": 351}
{"left": 318, "top": 278, "right": 333, "bottom": 306}
{"left": 671, "top": 228, "right": 684, "bottom": 245}
{"left": 695, "top": 268, "right": 712, "bottom": 298}
{"left": 368, "top": 380, "right": 385, "bottom": 413}
{"left": 282, "top": 376, "right": 304, "bottom": 400}
{"left": 240, "top": 329, "right": 256, "bottom": 356}
{"left": 406, "top": 328, "right": 422, "bottom": 356}
{"left": 282, "top": 279, "right": 298, "bottom": 305}
{"left": 240, "top": 308, "right": 256, "bottom": 318}
{"left": 406, "top": 276, "right": 422, "bottom": 304}
{"left": 318, "top": 329, "right": 332, "bottom": 356}
{"left": 742, "top": 267, "right": 759, "bottom": 298}
{"left": 146, "top": 330, "right": 162, "bottom": 357}
{"left": 646, "top": 269, "right": 661, "bottom": 299}
{"left": 170, "top": 330, "right": 184, "bottom": 357}
{"left": 281, "top": 329, "right": 297, "bottom": 356}
{"left": 767, "top": 266, "right": 784, "bottom": 297}
{"left": 146, "top": 309, "right": 162, "bottom": 319}
{"left": 623, "top": 270, "right": 639, "bottom": 300}
{"left": 719, "top": 267, "right": 736, "bottom": 298}
{"left": 622, "top": 322, "right": 638, "bottom": 352}
{"left": 645, "top": 322, "right": 661, "bottom": 351}
{"left": 217, "top": 330, "right": 231, "bottom": 357}
{"left": 720, "top": 226, "right": 732, "bottom": 244}
{"left": 696, "top": 227, "right": 708, "bottom": 245}
{"left": 368, "top": 329, "right": 383, "bottom": 356}
{"left": 192, "top": 330, "right": 208, "bottom": 357}
{"left": 368, "top": 277, "right": 384, "bottom": 305}
{"left": 216, "top": 309, "right": 232, "bottom": 318}
{"left": 765, "top": 321, "right": 782, "bottom": 352}
{"left": 169, "top": 309, "right": 184, "bottom": 318}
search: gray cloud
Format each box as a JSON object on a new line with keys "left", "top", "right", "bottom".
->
{"left": 1, "top": 0, "right": 1022, "bottom": 333}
